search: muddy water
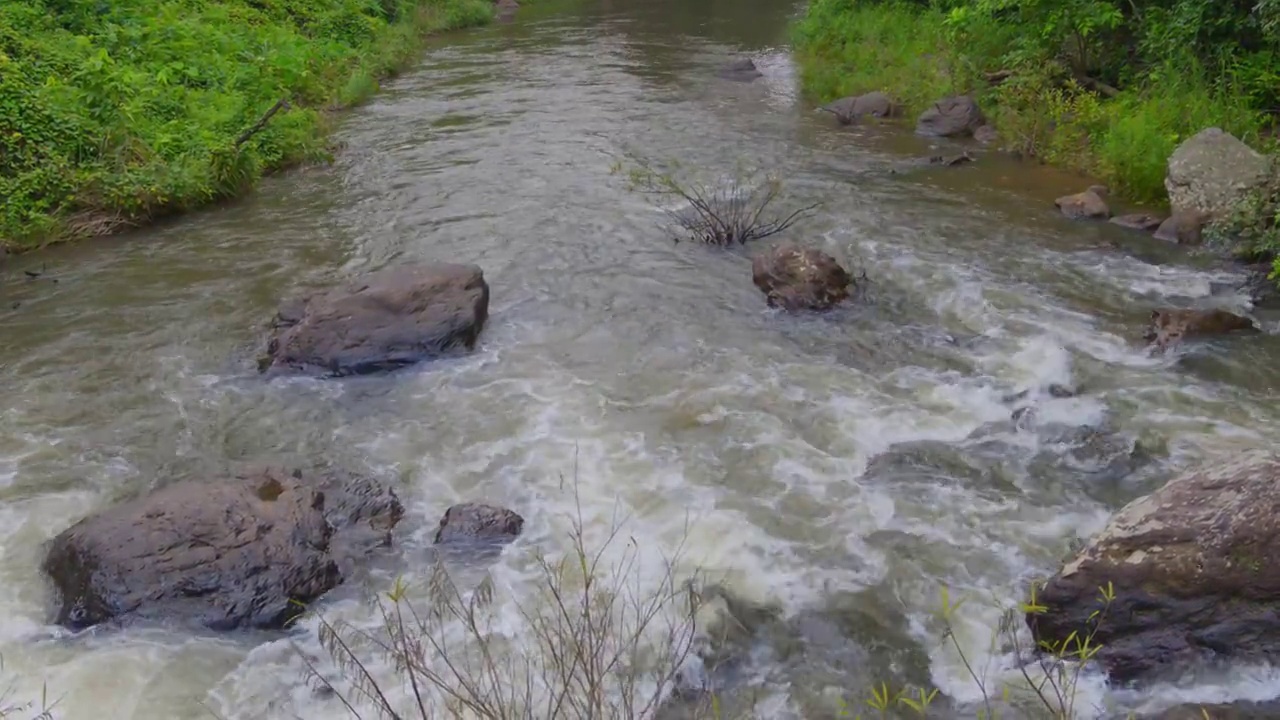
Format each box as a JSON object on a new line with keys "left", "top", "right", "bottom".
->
{"left": 4, "top": 0, "right": 1280, "bottom": 717}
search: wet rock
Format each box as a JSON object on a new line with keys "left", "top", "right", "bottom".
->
{"left": 717, "top": 58, "right": 762, "bottom": 82}
{"left": 1144, "top": 307, "right": 1256, "bottom": 351}
{"left": 1153, "top": 209, "right": 1210, "bottom": 245}
{"left": 1166, "top": 128, "right": 1272, "bottom": 221}
{"left": 1055, "top": 188, "right": 1111, "bottom": 220}
{"left": 1147, "top": 701, "right": 1280, "bottom": 720}
{"left": 434, "top": 503, "right": 524, "bottom": 546}
{"left": 1110, "top": 213, "right": 1165, "bottom": 233}
{"left": 751, "top": 244, "right": 853, "bottom": 312}
{"left": 1027, "top": 453, "right": 1280, "bottom": 684}
{"left": 261, "top": 263, "right": 489, "bottom": 377}
{"left": 973, "top": 124, "right": 998, "bottom": 144}
{"left": 822, "top": 91, "right": 898, "bottom": 124}
{"left": 42, "top": 467, "right": 403, "bottom": 632}
{"left": 929, "top": 151, "right": 973, "bottom": 167}
{"left": 915, "top": 96, "right": 986, "bottom": 138}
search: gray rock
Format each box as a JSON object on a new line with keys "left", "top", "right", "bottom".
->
{"left": 1027, "top": 453, "right": 1280, "bottom": 683}
{"left": 261, "top": 263, "right": 489, "bottom": 377}
{"left": 973, "top": 124, "right": 999, "bottom": 144}
{"left": 717, "top": 58, "right": 762, "bottom": 82}
{"left": 43, "top": 467, "right": 403, "bottom": 632}
{"left": 915, "top": 96, "right": 986, "bottom": 138}
{"left": 823, "top": 91, "right": 898, "bottom": 124}
{"left": 1165, "top": 128, "right": 1271, "bottom": 220}
{"left": 752, "top": 244, "right": 853, "bottom": 312}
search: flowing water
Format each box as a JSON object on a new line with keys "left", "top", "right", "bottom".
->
{"left": 5, "top": 0, "right": 1280, "bottom": 717}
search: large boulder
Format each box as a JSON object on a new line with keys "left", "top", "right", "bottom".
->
{"left": 1165, "top": 128, "right": 1271, "bottom": 220}
{"left": 915, "top": 96, "right": 986, "bottom": 138}
{"left": 751, "top": 244, "right": 852, "bottom": 312}
{"left": 1027, "top": 454, "right": 1280, "bottom": 683}
{"left": 261, "top": 263, "right": 489, "bottom": 377}
{"left": 1144, "top": 307, "right": 1256, "bottom": 352}
{"left": 822, "top": 92, "right": 899, "bottom": 124}
{"left": 42, "top": 467, "right": 403, "bottom": 632}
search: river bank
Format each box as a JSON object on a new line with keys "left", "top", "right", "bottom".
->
{"left": 791, "top": 0, "right": 1280, "bottom": 280}
{"left": 0, "top": 0, "right": 507, "bottom": 254}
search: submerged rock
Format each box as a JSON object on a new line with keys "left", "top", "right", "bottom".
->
{"left": 1110, "top": 213, "right": 1164, "bottom": 233}
{"left": 915, "top": 96, "right": 986, "bottom": 138}
{"left": 717, "top": 58, "right": 762, "bottom": 82}
{"left": 1028, "top": 453, "right": 1280, "bottom": 683}
{"left": 261, "top": 263, "right": 489, "bottom": 377}
{"left": 43, "top": 467, "right": 403, "bottom": 632}
{"left": 1055, "top": 188, "right": 1111, "bottom": 220}
{"left": 1153, "top": 209, "right": 1209, "bottom": 245}
{"left": 1166, "top": 128, "right": 1271, "bottom": 221}
{"left": 751, "top": 244, "right": 853, "bottom": 312}
{"left": 1144, "top": 307, "right": 1256, "bottom": 351}
{"left": 822, "top": 91, "right": 898, "bottom": 124}
{"left": 434, "top": 502, "right": 524, "bottom": 546}
{"left": 1148, "top": 701, "right": 1280, "bottom": 719}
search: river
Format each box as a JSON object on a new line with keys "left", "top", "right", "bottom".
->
{"left": 4, "top": 0, "right": 1280, "bottom": 717}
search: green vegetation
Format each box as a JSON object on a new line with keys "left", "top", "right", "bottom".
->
{"left": 0, "top": 0, "right": 497, "bottom": 251}
{"left": 792, "top": 0, "right": 1278, "bottom": 206}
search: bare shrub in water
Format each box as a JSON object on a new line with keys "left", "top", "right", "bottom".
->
{"left": 300, "top": 481, "right": 741, "bottom": 720}
{"left": 614, "top": 156, "right": 819, "bottom": 247}
{"left": 845, "top": 583, "right": 1118, "bottom": 719}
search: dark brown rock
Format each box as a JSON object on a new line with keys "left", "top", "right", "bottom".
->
{"left": 261, "top": 263, "right": 489, "bottom": 377}
{"left": 42, "top": 468, "right": 403, "bottom": 632}
{"left": 718, "top": 58, "right": 762, "bottom": 82}
{"left": 929, "top": 152, "right": 973, "bottom": 167}
{"left": 1055, "top": 189, "right": 1111, "bottom": 219}
{"left": 434, "top": 503, "right": 525, "bottom": 546}
{"left": 1110, "top": 213, "right": 1165, "bottom": 232}
{"left": 1153, "top": 209, "right": 1210, "bottom": 245}
{"left": 822, "top": 92, "right": 899, "bottom": 124}
{"left": 752, "top": 244, "right": 853, "bottom": 312}
{"left": 915, "top": 96, "right": 986, "bottom": 138}
{"left": 1027, "top": 454, "right": 1280, "bottom": 683}
{"left": 1144, "top": 307, "right": 1256, "bottom": 351}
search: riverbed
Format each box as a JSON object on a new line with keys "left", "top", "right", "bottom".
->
{"left": 3, "top": 0, "right": 1280, "bottom": 717}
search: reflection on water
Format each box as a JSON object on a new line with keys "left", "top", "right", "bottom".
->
{"left": 2, "top": 0, "right": 1279, "bottom": 717}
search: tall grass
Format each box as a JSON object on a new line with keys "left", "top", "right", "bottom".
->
{"left": 0, "top": 0, "right": 497, "bottom": 252}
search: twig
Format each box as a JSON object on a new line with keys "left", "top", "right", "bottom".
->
{"left": 236, "top": 98, "right": 292, "bottom": 148}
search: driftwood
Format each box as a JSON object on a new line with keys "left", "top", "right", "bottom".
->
{"left": 235, "top": 98, "right": 292, "bottom": 147}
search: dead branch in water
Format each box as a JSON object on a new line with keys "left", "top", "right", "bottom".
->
{"left": 616, "top": 156, "right": 819, "bottom": 246}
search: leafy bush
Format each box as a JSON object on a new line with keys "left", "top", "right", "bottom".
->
{"left": 0, "top": 0, "right": 494, "bottom": 250}
{"left": 792, "top": 0, "right": 1272, "bottom": 204}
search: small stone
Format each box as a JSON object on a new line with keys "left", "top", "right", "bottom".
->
{"left": 1054, "top": 189, "right": 1111, "bottom": 220}
{"left": 916, "top": 96, "right": 986, "bottom": 138}
{"left": 1153, "top": 209, "right": 1210, "bottom": 245}
{"left": 1110, "top": 213, "right": 1164, "bottom": 232}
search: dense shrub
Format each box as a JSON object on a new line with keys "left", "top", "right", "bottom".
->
{"left": 793, "top": 0, "right": 1276, "bottom": 204}
{"left": 0, "top": 0, "right": 494, "bottom": 250}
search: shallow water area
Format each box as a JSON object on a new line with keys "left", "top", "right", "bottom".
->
{"left": 3, "top": 0, "right": 1280, "bottom": 717}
